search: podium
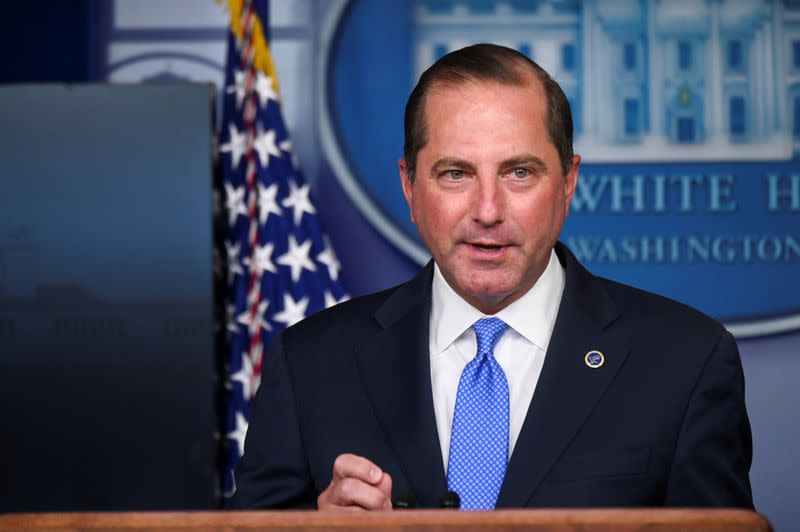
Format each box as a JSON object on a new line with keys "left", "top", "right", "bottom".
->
{"left": 0, "top": 509, "right": 772, "bottom": 531}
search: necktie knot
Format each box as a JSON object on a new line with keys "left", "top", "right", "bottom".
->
{"left": 472, "top": 317, "right": 508, "bottom": 356}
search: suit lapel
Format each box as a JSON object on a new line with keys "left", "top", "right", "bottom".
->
{"left": 497, "top": 244, "right": 631, "bottom": 507}
{"left": 354, "top": 263, "right": 448, "bottom": 507}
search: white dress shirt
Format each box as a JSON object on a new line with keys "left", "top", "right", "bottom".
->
{"left": 429, "top": 249, "right": 565, "bottom": 472}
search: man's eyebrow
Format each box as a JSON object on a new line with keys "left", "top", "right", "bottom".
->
{"left": 500, "top": 155, "right": 548, "bottom": 173}
{"left": 429, "top": 155, "right": 549, "bottom": 175}
{"left": 430, "top": 159, "right": 478, "bottom": 174}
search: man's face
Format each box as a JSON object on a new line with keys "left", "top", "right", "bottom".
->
{"left": 400, "top": 78, "right": 580, "bottom": 314}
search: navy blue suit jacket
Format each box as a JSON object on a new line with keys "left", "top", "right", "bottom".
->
{"left": 231, "top": 243, "right": 753, "bottom": 509}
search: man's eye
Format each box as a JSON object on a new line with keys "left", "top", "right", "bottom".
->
{"left": 447, "top": 170, "right": 464, "bottom": 180}
{"left": 512, "top": 168, "right": 530, "bottom": 179}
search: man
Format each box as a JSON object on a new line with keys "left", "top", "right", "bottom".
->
{"left": 231, "top": 44, "right": 753, "bottom": 511}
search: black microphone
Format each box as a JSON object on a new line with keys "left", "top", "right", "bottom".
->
{"left": 438, "top": 490, "right": 460, "bottom": 509}
{"left": 392, "top": 494, "right": 416, "bottom": 509}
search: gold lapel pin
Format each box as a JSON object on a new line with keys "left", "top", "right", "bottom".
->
{"left": 585, "top": 350, "right": 605, "bottom": 369}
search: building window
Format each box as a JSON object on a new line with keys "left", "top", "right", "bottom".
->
{"left": 467, "top": 0, "right": 494, "bottom": 14}
{"left": 434, "top": 43, "right": 448, "bottom": 60}
{"left": 793, "top": 97, "right": 800, "bottom": 137}
{"left": 730, "top": 97, "right": 746, "bottom": 136}
{"left": 510, "top": 0, "right": 539, "bottom": 12}
{"left": 624, "top": 99, "right": 639, "bottom": 135}
{"left": 728, "top": 40, "right": 742, "bottom": 70}
{"left": 423, "top": 1, "right": 451, "bottom": 14}
{"left": 794, "top": 40, "right": 800, "bottom": 69}
{"left": 623, "top": 42, "right": 636, "bottom": 71}
{"left": 678, "top": 41, "right": 692, "bottom": 71}
{"left": 677, "top": 117, "right": 695, "bottom": 142}
{"left": 562, "top": 44, "right": 575, "bottom": 71}
{"left": 518, "top": 43, "right": 531, "bottom": 58}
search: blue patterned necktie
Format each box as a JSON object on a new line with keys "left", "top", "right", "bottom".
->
{"left": 446, "top": 317, "right": 510, "bottom": 510}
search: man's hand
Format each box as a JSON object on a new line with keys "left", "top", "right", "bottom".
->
{"left": 317, "top": 453, "right": 393, "bottom": 511}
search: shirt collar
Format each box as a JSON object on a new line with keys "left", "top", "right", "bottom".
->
{"left": 430, "top": 249, "right": 565, "bottom": 355}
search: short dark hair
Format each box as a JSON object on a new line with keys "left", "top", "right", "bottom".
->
{"left": 403, "top": 43, "right": 574, "bottom": 181}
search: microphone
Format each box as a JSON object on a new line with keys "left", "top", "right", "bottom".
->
{"left": 392, "top": 494, "right": 416, "bottom": 509}
{"left": 438, "top": 491, "right": 460, "bottom": 509}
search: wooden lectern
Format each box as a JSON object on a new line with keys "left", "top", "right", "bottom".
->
{"left": 0, "top": 509, "right": 772, "bottom": 531}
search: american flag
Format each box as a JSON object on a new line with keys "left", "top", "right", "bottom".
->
{"left": 217, "top": 0, "right": 349, "bottom": 499}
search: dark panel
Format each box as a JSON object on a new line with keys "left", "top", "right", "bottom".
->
{"left": 0, "top": 84, "right": 217, "bottom": 511}
{"left": 0, "top": 2, "right": 93, "bottom": 83}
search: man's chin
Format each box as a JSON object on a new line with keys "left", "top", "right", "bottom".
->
{"left": 456, "top": 280, "right": 521, "bottom": 313}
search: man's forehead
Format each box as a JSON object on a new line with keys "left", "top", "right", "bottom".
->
{"left": 420, "top": 75, "right": 547, "bottom": 130}
{"left": 422, "top": 76, "right": 547, "bottom": 123}
{"left": 426, "top": 74, "right": 543, "bottom": 98}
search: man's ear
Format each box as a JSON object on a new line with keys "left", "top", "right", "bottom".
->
{"left": 399, "top": 158, "right": 416, "bottom": 224}
{"left": 564, "top": 154, "right": 580, "bottom": 216}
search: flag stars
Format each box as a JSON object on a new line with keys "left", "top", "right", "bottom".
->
{"left": 236, "top": 308, "right": 251, "bottom": 330}
{"left": 225, "top": 240, "right": 244, "bottom": 284}
{"left": 257, "top": 183, "right": 282, "bottom": 223}
{"left": 226, "top": 69, "right": 248, "bottom": 108}
{"left": 230, "top": 352, "right": 255, "bottom": 401}
{"left": 224, "top": 473, "right": 236, "bottom": 499}
{"left": 220, "top": 123, "right": 248, "bottom": 168}
{"left": 324, "top": 291, "right": 350, "bottom": 309}
{"left": 317, "top": 236, "right": 342, "bottom": 281}
{"left": 279, "top": 138, "right": 300, "bottom": 169}
{"left": 273, "top": 293, "right": 310, "bottom": 328}
{"left": 237, "top": 299, "right": 272, "bottom": 335}
{"left": 277, "top": 236, "right": 316, "bottom": 282}
{"left": 244, "top": 243, "right": 277, "bottom": 276}
{"left": 253, "top": 71, "right": 280, "bottom": 107}
{"left": 249, "top": 342, "right": 264, "bottom": 376}
{"left": 253, "top": 299, "right": 272, "bottom": 332}
{"left": 224, "top": 183, "right": 248, "bottom": 227}
{"left": 225, "top": 304, "right": 239, "bottom": 334}
{"left": 253, "top": 125, "right": 281, "bottom": 168}
{"left": 282, "top": 181, "right": 316, "bottom": 225}
{"left": 227, "top": 412, "right": 249, "bottom": 458}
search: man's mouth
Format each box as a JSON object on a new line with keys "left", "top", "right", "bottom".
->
{"left": 468, "top": 242, "right": 508, "bottom": 252}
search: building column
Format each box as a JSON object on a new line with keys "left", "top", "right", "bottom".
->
{"left": 759, "top": 22, "right": 770, "bottom": 138}
{"left": 772, "top": 0, "right": 786, "bottom": 135}
{"left": 709, "top": 0, "right": 725, "bottom": 141}
{"left": 581, "top": 0, "right": 597, "bottom": 138}
{"left": 751, "top": 27, "right": 762, "bottom": 138}
{"left": 647, "top": 0, "right": 661, "bottom": 138}
{"left": 762, "top": 14, "right": 775, "bottom": 135}
{"left": 599, "top": 31, "right": 613, "bottom": 140}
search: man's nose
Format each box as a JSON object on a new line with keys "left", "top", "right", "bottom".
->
{"left": 472, "top": 177, "right": 505, "bottom": 226}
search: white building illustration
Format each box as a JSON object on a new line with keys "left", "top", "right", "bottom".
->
{"left": 412, "top": 0, "right": 799, "bottom": 162}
